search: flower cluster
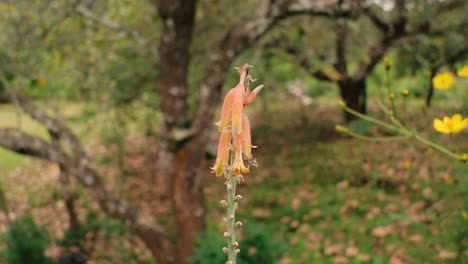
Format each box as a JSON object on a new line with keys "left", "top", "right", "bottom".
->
{"left": 211, "top": 64, "right": 263, "bottom": 177}
{"left": 433, "top": 114, "right": 468, "bottom": 134}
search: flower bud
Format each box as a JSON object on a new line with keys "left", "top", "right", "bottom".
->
{"left": 401, "top": 89, "right": 409, "bottom": 96}
{"left": 223, "top": 232, "right": 231, "bottom": 238}
{"left": 220, "top": 200, "right": 228, "bottom": 207}
{"left": 222, "top": 247, "right": 228, "bottom": 253}
{"left": 389, "top": 93, "right": 395, "bottom": 100}
{"left": 459, "top": 153, "right": 468, "bottom": 162}
{"left": 235, "top": 221, "right": 243, "bottom": 227}
{"left": 335, "top": 125, "right": 347, "bottom": 133}
{"left": 384, "top": 57, "right": 392, "bottom": 70}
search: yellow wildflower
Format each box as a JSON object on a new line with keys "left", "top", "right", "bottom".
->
{"left": 37, "top": 77, "right": 46, "bottom": 86}
{"left": 433, "top": 114, "right": 468, "bottom": 134}
{"left": 432, "top": 72, "right": 454, "bottom": 90}
{"left": 462, "top": 211, "right": 468, "bottom": 221}
{"left": 457, "top": 66, "right": 468, "bottom": 78}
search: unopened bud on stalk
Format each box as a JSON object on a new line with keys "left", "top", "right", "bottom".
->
{"left": 232, "top": 241, "right": 239, "bottom": 247}
{"left": 223, "top": 247, "right": 229, "bottom": 253}
{"left": 235, "top": 195, "right": 243, "bottom": 201}
{"left": 389, "top": 93, "right": 395, "bottom": 100}
{"left": 384, "top": 57, "right": 392, "bottom": 70}
{"left": 401, "top": 89, "right": 409, "bottom": 96}
{"left": 459, "top": 153, "right": 468, "bottom": 162}
{"left": 223, "top": 232, "right": 231, "bottom": 238}
{"left": 338, "top": 100, "right": 346, "bottom": 108}
{"left": 235, "top": 221, "right": 243, "bottom": 227}
{"left": 335, "top": 125, "right": 348, "bottom": 133}
{"left": 220, "top": 200, "right": 228, "bottom": 207}
{"left": 235, "top": 249, "right": 240, "bottom": 254}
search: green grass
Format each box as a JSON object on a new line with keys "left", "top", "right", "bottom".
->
{"left": 0, "top": 97, "right": 466, "bottom": 263}
{"left": 207, "top": 98, "right": 467, "bottom": 263}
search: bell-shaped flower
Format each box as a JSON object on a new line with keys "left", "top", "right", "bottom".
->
{"left": 232, "top": 134, "right": 249, "bottom": 176}
{"left": 211, "top": 128, "right": 232, "bottom": 176}
{"left": 215, "top": 88, "right": 235, "bottom": 132}
{"left": 242, "top": 114, "right": 255, "bottom": 159}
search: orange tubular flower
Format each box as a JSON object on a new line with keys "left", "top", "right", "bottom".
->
{"left": 242, "top": 114, "right": 254, "bottom": 159}
{"left": 215, "top": 88, "right": 235, "bottom": 132}
{"left": 231, "top": 83, "right": 246, "bottom": 135}
{"left": 211, "top": 129, "right": 232, "bottom": 176}
{"left": 232, "top": 134, "right": 249, "bottom": 176}
{"left": 212, "top": 64, "right": 263, "bottom": 177}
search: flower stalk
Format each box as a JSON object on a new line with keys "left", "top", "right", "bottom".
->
{"left": 225, "top": 143, "right": 239, "bottom": 263}
{"left": 212, "top": 64, "right": 263, "bottom": 264}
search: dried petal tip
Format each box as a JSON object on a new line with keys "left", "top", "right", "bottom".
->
{"left": 245, "top": 84, "right": 264, "bottom": 105}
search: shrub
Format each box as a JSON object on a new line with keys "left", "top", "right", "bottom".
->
{"left": 4, "top": 215, "right": 53, "bottom": 264}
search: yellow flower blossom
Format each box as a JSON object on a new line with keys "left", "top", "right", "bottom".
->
{"left": 37, "top": 77, "right": 46, "bottom": 86}
{"left": 433, "top": 114, "right": 468, "bottom": 134}
{"left": 432, "top": 72, "right": 455, "bottom": 90}
{"left": 457, "top": 66, "right": 468, "bottom": 78}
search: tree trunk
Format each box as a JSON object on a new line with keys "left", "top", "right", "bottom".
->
{"left": 339, "top": 78, "right": 367, "bottom": 122}
{"left": 154, "top": 1, "right": 204, "bottom": 262}
{"left": 425, "top": 68, "right": 436, "bottom": 107}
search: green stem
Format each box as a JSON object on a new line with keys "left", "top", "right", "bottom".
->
{"left": 414, "top": 133, "right": 462, "bottom": 161}
{"left": 385, "top": 68, "right": 397, "bottom": 118}
{"left": 225, "top": 139, "right": 239, "bottom": 264}
{"left": 226, "top": 171, "right": 237, "bottom": 263}
{"left": 343, "top": 105, "right": 400, "bottom": 132}
{"left": 343, "top": 129, "right": 410, "bottom": 142}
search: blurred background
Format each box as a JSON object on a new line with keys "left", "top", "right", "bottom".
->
{"left": 0, "top": 0, "right": 467, "bottom": 263}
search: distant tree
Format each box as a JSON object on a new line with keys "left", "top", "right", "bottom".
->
{"left": 281, "top": 0, "right": 467, "bottom": 121}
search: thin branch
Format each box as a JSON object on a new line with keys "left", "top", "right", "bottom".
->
{"left": 75, "top": 5, "right": 158, "bottom": 58}
{"left": 363, "top": 6, "right": 389, "bottom": 32}
{"left": 193, "top": 0, "right": 359, "bottom": 130}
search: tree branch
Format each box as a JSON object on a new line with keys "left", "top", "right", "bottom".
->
{"left": 363, "top": 6, "right": 389, "bottom": 32}
{"left": 193, "top": 0, "right": 358, "bottom": 130}
{"left": 75, "top": 5, "right": 158, "bottom": 58}
{"left": 0, "top": 89, "right": 175, "bottom": 263}
{"left": 0, "top": 128, "right": 64, "bottom": 163}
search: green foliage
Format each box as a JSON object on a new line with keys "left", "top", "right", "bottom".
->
{"left": 190, "top": 224, "right": 285, "bottom": 264}
{"left": 2, "top": 216, "right": 53, "bottom": 264}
